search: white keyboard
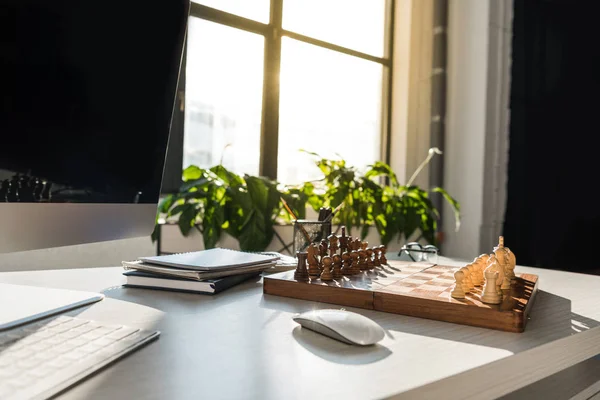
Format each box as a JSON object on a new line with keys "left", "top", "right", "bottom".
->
{"left": 0, "top": 315, "right": 159, "bottom": 400}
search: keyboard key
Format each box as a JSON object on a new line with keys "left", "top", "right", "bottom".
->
{"left": 107, "top": 327, "right": 139, "bottom": 341}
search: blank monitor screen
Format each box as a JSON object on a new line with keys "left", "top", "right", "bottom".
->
{"left": 0, "top": 0, "right": 189, "bottom": 204}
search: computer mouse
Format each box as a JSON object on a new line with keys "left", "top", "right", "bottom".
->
{"left": 293, "top": 309, "right": 385, "bottom": 346}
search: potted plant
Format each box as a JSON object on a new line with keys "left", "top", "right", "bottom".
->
{"left": 153, "top": 148, "right": 460, "bottom": 252}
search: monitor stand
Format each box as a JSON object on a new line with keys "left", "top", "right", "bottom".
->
{"left": 0, "top": 283, "right": 104, "bottom": 330}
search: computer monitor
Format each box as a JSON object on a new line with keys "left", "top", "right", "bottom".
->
{"left": 0, "top": 0, "right": 189, "bottom": 253}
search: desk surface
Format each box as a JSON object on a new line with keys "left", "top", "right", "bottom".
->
{"left": 1, "top": 257, "right": 600, "bottom": 400}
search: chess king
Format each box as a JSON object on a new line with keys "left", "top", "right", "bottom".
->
{"left": 493, "top": 236, "right": 512, "bottom": 290}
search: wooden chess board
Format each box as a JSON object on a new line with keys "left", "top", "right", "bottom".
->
{"left": 263, "top": 260, "right": 539, "bottom": 332}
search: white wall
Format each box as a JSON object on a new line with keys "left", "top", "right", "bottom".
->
{"left": 442, "top": 0, "right": 512, "bottom": 259}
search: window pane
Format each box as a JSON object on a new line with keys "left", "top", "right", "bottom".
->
{"left": 283, "top": 0, "right": 387, "bottom": 57}
{"left": 194, "top": 0, "right": 270, "bottom": 23}
{"left": 184, "top": 18, "right": 264, "bottom": 176}
{"left": 278, "top": 38, "right": 383, "bottom": 185}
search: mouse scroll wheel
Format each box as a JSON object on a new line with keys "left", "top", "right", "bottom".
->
{"left": 340, "top": 308, "right": 346, "bottom": 311}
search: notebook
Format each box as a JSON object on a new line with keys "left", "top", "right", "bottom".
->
{"left": 122, "top": 259, "right": 276, "bottom": 281}
{"left": 123, "top": 270, "right": 260, "bottom": 294}
{"left": 139, "top": 248, "right": 280, "bottom": 271}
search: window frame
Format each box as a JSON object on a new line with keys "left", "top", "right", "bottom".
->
{"left": 161, "top": 0, "right": 395, "bottom": 193}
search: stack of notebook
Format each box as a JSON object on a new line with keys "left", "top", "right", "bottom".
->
{"left": 122, "top": 248, "right": 280, "bottom": 294}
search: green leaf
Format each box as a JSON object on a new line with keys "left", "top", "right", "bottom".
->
{"left": 177, "top": 204, "right": 197, "bottom": 236}
{"left": 202, "top": 199, "right": 224, "bottom": 249}
{"left": 364, "top": 161, "right": 399, "bottom": 187}
{"left": 210, "top": 165, "right": 244, "bottom": 187}
{"left": 182, "top": 165, "right": 203, "bottom": 181}
{"left": 157, "top": 195, "right": 175, "bottom": 214}
{"left": 433, "top": 187, "right": 461, "bottom": 231}
{"left": 180, "top": 177, "right": 210, "bottom": 192}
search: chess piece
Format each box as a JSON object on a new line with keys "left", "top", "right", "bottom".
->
{"left": 294, "top": 251, "right": 309, "bottom": 281}
{"left": 340, "top": 226, "right": 348, "bottom": 255}
{"left": 366, "top": 248, "right": 374, "bottom": 269}
{"left": 493, "top": 236, "right": 511, "bottom": 290}
{"left": 332, "top": 254, "right": 343, "bottom": 279}
{"left": 350, "top": 251, "right": 361, "bottom": 274}
{"left": 451, "top": 270, "right": 466, "bottom": 299}
{"left": 466, "top": 263, "right": 478, "bottom": 288}
{"left": 320, "top": 256, "right": 333, "bottom": 281}
{"left": 486, "top": 254, "right": 504, "bottom": 296}
{"left": 373, "top": 247, "right": 381, "bottom": 267}
{"left": 481, "top": 265, "right": 502, "bottom": 304}
{"left": 307, "top": 244, "right": 321, "bottom": 277}
{"left": 459, "top": 267, "right": 471, "bottom": 293}
{"left": 358, "top": 247, "right": 368, "bottom": 271}
{"left": 341, "top": 251, "right": 353, "bottom": 275}
{"left": 379, "top": 245, "right": 388, "bottom": 265}
{"left": 475, "top": 254, "right": 490, "bottom": 284}
{"left": 328, "top": 234, "right": 339, "bottom": 257}
{"left": 319, "top": 239, "right": 328, "bottom": 258}
{"left": 505, "top": 247, "right": 516, "bottom": 281}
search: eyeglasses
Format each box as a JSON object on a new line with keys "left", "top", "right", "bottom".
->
{"left": 398, "top": 242, "right": 439, "bottom": 263}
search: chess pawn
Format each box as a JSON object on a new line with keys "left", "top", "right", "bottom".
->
{"left": 379, "top": 245, "right": 388, "bottom": 265}
{"left": 487, "top": 254, "right": 504, "bottom": 296}
{"left": 466, "top": 263, "right": 479, "bottom": 288}
{"left": 373, "top": 247, "right": 381, "bottom": 267}
{"left": 366, "top": 248, "right": 374, "bottom": 269}
{"left": 459, "top": 267, "right": 472, "bottom": 293}
{"left": 481, "top": 266, "right": 502, "bottom": 304}
{"left": 451, "top": 270, "right": 466, "bottom": 299}
{"left": 320, "top": 256, "right": 334, "bottom": 281}
{"left": 358, "top": 248, "right": 368, "bottom": 271}
{"left": 307, "top": 244, "right": 321, "bottom": 277}
{"left": 294, "top": 252, "right": 309, "bottom": 281}
{"left": 328, "top": 234, "right": 339, "bottom": 257}
{"left": 332, "top": 254, "right": 343, "bottom": 279}
{"left": 341, "top": 252, "right": 352, "bottom": 275}
{"left": 475, "top": 254, "right": 490, "bottom": 284}
{"left": 350, "top": 251, "right": 361, "bottom": 274}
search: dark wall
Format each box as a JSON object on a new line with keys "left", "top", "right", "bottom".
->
{"left": 504, "top": 0, "right": 600, "bottom": 272}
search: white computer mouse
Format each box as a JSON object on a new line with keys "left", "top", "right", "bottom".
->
{"left": 293, "top": 309, "right": 385, "bottom": 346}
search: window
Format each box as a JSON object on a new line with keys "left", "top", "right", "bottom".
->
{"left": 164, "top": 0, "right": 394, "bottom": 191}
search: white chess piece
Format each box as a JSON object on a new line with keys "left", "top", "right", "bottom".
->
{"left": 493, "top": 237, "right": 511, "bottom": 290}
{"left": 466, "top": 263, "right": 479, "bottom": 287}
{"left": 506, "top": 247, "right": 516, "bottom": 281}
{"left": 481, "top": 266, "right": 501, "bottom": 304}
{"left": 487, "top": 254, "right": 504, "bottom": 295}
{"left": 476, "top": 254, "right": 490, "bottom": 284}
{"left": 451, "top": 270, "right": 466, "bottom": 299}
{"left": 460, "top": 267, "right": 472, "bottom": 293}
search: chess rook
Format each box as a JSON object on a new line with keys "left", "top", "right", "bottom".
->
{"left": 294, "top": 251, "right": 309, "bottom": 281}
{"left": 481, "top": 266, "right": 501, "bottom": 304}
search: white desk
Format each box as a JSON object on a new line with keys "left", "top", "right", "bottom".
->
{"left": 1, "top": 258, "right": 600, "bottom": 399}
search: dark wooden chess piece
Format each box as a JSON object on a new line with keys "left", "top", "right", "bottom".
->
{"left": 341, "top": 251, "right": 352, "bottom": 275}
{"left": 340, "top": 226, "right": 348, "bottom": 255}
{"left": 366, "top": 248, "right": 374, "bottom": 270}
{"left": 319, "top": 239, "right": 328, "bottom": 258}
{"left": 332, "top": 254, "right": 343, "bottom": 279}
{"left": 373, "top": 247, "right": 381, "bottom": 267}
{"left": 320, "top": 256, "right": 333, "bottom": 281}
{"left": 0, "top": 180, "right": 9, "bottom": 202}
{"left": 294, "top": 251, "right": 309, "bottom": 281}
{"left": 350, "top": 250, "right": 361, "bottom": 274}
{"left": 379, "top": 245, "right": 388, "bottom": 265}
{"left": 307, "top": 244, "right": 321, "bottom": 277}
{"left": 41, "top": 181, "right": 52, "bottom": 201}
{"left": 327, "top": 234, "right": 339, "bottom": 257}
